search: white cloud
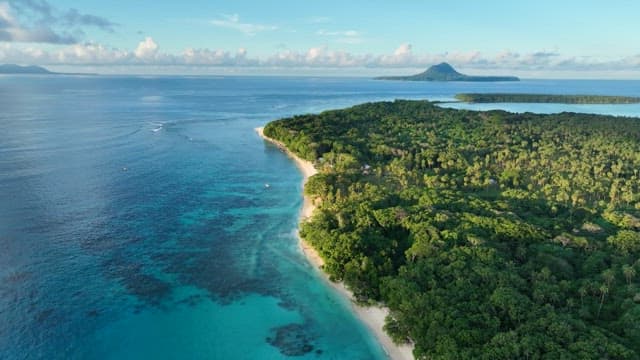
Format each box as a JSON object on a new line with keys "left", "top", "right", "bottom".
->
{"left": 182, "top": 47, "right": 256, "bottom": 66}
{"left": 394, "top": 43, "right": 411, "bottom": 56}
{"left": 61, "top": 42, "right": 130, "bottom": 64}
{"left": 376, "top": 43, "right": 415, "bottom": 66}
{"left": 266, "top": 45, "right": 367, "bottom": 67}
{"left": 210, "top": 14, "right": 277, "bottom": 36}
{"left": 1, "top": 38, "right": 640, "bottom": 78}
{"left": 0, "top": 41, "right": 129, "bottom": 64}
{"left": 308, "top": 16, "right": 331, "bottom": 24}
{"left": 316, "top": 29, "right": 363, "bottom": 44}
{"left": 316, "top": 30, "right": 359, "bottom": 37}
{"left": 134, "top": 37, "right": 158, "bottom": 59}
{"left": 0, "top": 0, "right": 115, "bottom": 44}
{"left": 0, "top": 1, "right": 72, "bottom": 43}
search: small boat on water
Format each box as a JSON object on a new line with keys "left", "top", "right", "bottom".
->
{"left": 264, "top": 183, "right": 270, "bottom": 188}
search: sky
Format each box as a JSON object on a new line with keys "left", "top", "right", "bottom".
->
{"left": 1, "top": 0, "right": 639, "bottom": 78}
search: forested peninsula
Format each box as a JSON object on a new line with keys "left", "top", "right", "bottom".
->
{"left": 264, "top": 101, "right": 640, "bottom": 359}
{"left": 456, "top": 93, "right": 640, "bottom": 104}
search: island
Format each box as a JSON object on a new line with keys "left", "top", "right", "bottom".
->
{"left": 456, "top": 93, "right": 640, "bottom": 104}
{"left": 0, "top": 64, "right": 95, "bottom": 75}
{"left": 376, "top": 62, "right": 519, "bottom": 82}
{"left": 0, "top": 64, "right": 54, "bottom": 74}
{"left": 264, "top": 101, "right": 640, "bottom": 359}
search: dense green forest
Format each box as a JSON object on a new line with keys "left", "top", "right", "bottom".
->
{"left": 264, "top": 100, "right": 640, "bottom": 359}
{"left": 456, "top": 93, "right": 640, "bottom": 104}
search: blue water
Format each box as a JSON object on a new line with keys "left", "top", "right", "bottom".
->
{"left": 1, "top": 76, "right": 640, "bottom": 360}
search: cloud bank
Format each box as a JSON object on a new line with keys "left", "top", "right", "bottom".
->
{"left": 1, "top": 38, "right": 639, "bottom": 76}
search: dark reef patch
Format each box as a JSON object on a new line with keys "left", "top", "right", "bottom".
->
{"left": 175, "top": 294, "right": 204, "bottom": 307}
{"left": 266, "top": 323, "right": 316, "bottom": 356}
{"left": 103, "top": 257, "right": 171, "bottom": 306}
{"left": 123, "top": 273, "right": 171, "bottom": 305}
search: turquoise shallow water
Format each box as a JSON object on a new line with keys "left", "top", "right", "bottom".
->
{"left": 1, "top": 76, "right": 640, "bottom": 359}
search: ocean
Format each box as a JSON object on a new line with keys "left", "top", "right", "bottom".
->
{"left": 1, "top": 76, "right": 640, "bottom": 359}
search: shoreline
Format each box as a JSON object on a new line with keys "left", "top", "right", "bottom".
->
{"left": 256, "top": 127, "right": 414, "bottom": 360}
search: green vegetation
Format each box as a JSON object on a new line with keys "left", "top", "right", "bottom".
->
{"left": 376, "top": 63, "right": 519, "bottom": 82}
{"left": 264, "top": 100, "right": 640, "bottom": 359}
{"left": 456, "top": 93, "right": 640, "bottom": 104}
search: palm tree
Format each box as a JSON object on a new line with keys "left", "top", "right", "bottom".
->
{"left": 602, "top": 269, "right": 615, "bottom": 288}
{"left": 597, "top": 284, "right": 609, "bottom": 318}
{"left": 622, "top": 264, "right": 636, "bottom": 286}
{"left": 578, "top": 285, "right": 588, "bottom": 307}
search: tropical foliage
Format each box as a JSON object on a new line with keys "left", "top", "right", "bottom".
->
{"left": 264, "top": 100, "right": 640, "bottom": 359}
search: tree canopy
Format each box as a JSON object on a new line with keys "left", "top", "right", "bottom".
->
{"left": 264, "top": 100, "right": 640, "bottom": 359}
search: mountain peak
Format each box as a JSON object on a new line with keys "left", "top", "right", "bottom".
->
{"left": 428, "top": 62, "right": 458, "bottom": 73}
{"left": 375, "top": 62, "right": 519, "bottom": 82}
{"left": 422, "top": 62, "right": 463, "bottom": 79}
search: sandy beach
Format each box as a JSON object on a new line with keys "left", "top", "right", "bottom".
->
{"left": 256, "top": 127, "right": 414, "bottom": 360}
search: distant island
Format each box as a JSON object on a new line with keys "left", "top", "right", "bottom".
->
{"left": 0, "top": 64, "right": 95, "bottom": 76}
{"left": 456, "top": 93, "right": 640, "bottom": 104}
{"left": 376, "top": 62, "right": 519, "bottom": 82}
{"left": 0, "top": 64, "right": 54, "bottom": 74}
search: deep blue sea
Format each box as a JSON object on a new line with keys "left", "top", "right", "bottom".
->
{"left": 1, "top": 76, "right": 640, "bottom": 360}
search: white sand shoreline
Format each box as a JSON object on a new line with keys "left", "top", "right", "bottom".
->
{"left": 256, "top": 127, "right": 414, "bottom": 360}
